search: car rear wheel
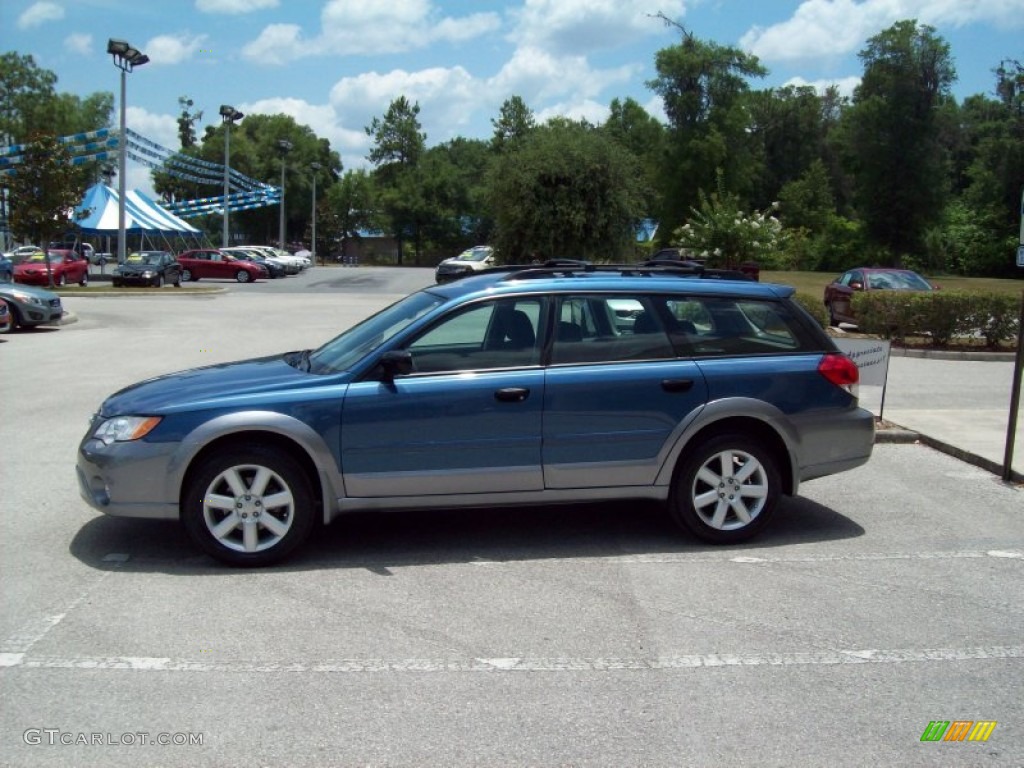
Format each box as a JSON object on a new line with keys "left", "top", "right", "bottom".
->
{"left": 669, "top": 433, "right": 780, "bottom": 544}
{"left": 236, "top": 270, "right": 251, "bottom": 283}
{"left": 182, "top": 446, "right": 316, "bottom": 567}
{"left": 79, "top": 271, "right": 88, "bottom": 287}
{"left": 182, "top": 268, "right": 195, "bottom": 282}
{"left": 826, "top": 302, "right": 839, "bottom": 327}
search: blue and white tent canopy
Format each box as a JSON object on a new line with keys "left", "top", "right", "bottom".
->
{"left": 75, "top": 184, "right": 201, "bottom": 235}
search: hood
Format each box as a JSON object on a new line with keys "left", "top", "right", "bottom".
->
{"left": 101, "top": 354, "right": 350, "bottom": 416}
{"left": 0, "top": 283, "right": 59, "bottom": 301}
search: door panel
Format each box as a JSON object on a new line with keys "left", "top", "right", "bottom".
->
{"left": 341, "top": 369, "right": 545, "bottom": 497}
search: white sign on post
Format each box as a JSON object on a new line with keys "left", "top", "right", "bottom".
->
{"left": 832, "top": 338, "right": 891, "bottom": 388}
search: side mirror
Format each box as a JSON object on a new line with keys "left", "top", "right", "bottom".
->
{"left": 380, "top": 350, "right": 414, "bottom": 379}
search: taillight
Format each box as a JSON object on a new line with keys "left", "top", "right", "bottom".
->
{"left": 818, "top": 353, "right": 859, "bottom": 396}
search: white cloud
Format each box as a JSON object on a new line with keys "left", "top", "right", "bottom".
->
{"left": 741, "top": 0, "right": 1024, "bottom": 63}
{"left": 17, "top": 1, "right": 64, "bottom": 29}
{"left": 509, "top": 0, "right": 687, "bottom": 55}
{"left": 242, "top": 0, "right": 501, "bottom": 63}
{"left": 489, "top": 46, "right": 637, "bottom": 104}
{"left": 243, "top": 96, "right": 362, "bottom": 150}
{"left": 329, "top": 66, "right": 483, "bottom": 145}
{"left": 64, "top": 33, "right": 93, "bottom": 56}
{"left": 783, "top": 75, "right": 862, "bottom": 99}
{"left": 123, "top": 107, "right": 182, "bottom": 196}
{"left": 144, "top": 34, "right": 209, "bottom": 66}
{"left": 241, "top": 24, "right": 307, "bottom": 65}
{"left": 196, "top": 0, "right": 278, "bottom": 13}
{"left": 535, "top": 98, "right": 610, "bottom": 125}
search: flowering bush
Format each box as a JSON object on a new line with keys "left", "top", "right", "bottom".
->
{"left": 671, "top": 180, "right": 791, "bottom": 270}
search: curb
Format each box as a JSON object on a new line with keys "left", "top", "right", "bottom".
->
{"left": 876, "top": 423, "right": 1024, "bottom": 484}
{"left": 889, "top": 347, "right": 1017, "bottom": 362}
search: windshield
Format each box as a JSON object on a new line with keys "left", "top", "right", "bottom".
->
{"left": 127, "top": 253, "right": 161, "bottom": 264}
{"left": 308, "top": 291, "right": 444, "bottom": 373}
{"left": 454, "top": 247, "right": 492, "bottom": 262}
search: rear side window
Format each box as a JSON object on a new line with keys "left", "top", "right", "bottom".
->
{"left": 665, "top": 297, "right": 809, "bottom": 357}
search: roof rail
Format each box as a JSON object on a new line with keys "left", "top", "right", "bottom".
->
{"left": 490, "top": 259, "right": 757, "bottom": 282}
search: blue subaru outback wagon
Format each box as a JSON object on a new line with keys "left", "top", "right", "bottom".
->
{"left": 78, "top": 262, "right": 874, "bottom": 566}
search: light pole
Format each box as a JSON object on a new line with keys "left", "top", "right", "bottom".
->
{"left": 309, "top": 162, "right": 321, "bottom": 265}
{"left": 219, "top": 105, "right": 244, "bottom": 248}
{"left": 107, "top": 39, "right": 149, "bottom": 265}
{"left": 276, "top": 139, "right": 293, "bottom": 250}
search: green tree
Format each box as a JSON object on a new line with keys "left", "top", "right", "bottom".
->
{"left": 491, "top": 95, "right": 536, "bottom": 153}
{"left": 177, "top": 96, "right": 203, "bottom": 148}
{"left": 7, "top": 133, "right": 90, "bottom": 285}
{"left": 487, "top": 119, "right": 646, "bottom": 262}
{"left": 153, "top": 113, "right": 340, "bottom": 245}
{"left": 365, "top": 97, "right": 426, "bottom": 263}
{"left": 603, "top": 97, "right": 666, "bottom": 218}
{"left": 0, "top": 52, "right": 57, "bottom": 141}
{"left": 318, "top": 169, "right": 377, "bottom": 262}
{"left": 646, "top": 25, "right": 767, "bottom": 241}
{"left": 841, "top": 20, "right": 956, "bottom": 261}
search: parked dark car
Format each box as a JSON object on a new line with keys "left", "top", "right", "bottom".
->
{"left": 824, "top": 267, "right": 937, "bottom": 326}
{"left": 78, "top": 261, "right": 874, "bottom": 567}
{"left": 14, "top": 250, "right": 89, "bottom": 287}
{"left": 111, "top": 251, "right": 182, "bottom": 288}
{"left": 177, "top": 249, "right": 268, "bottom": 283}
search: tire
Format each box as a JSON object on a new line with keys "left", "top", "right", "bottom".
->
{"left": 0, "top": 300, "right": 11, "bottom": 333}
{"left": 173, "top": 271, "right": 182, "bottom": 287}
{"left": 826, "top": 302, "right": 839, "bottom": 327}
{"left": 79, "top": 271, "right": 89, "bottom": 287}
{"left": 57, "top": 273, "right": 67, "bottom": 286}
{"left": 669, "top": 433, "right": 780, "bottom": 544}
{"left": 236, "top": 269, "right": 251, "bottom": 283}
{"left": 182, "top": 446, "right": 316, "bottom": 567}
{"left": 154, "top": 274, "right": 164, "bottom": 288}
{"left": 182, "top": 269, "right": 195, "bottom": 282}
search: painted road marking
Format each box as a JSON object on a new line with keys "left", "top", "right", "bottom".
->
{"left": 2, "top": 645, "right": 1021, "bottom": 674}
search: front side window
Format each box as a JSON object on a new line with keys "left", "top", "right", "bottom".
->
{"left": 406, "top": 297, "right": 543, "bottom": 373}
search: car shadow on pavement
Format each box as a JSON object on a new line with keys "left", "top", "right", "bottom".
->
{"left": 68, "top": 495, "right": 864, "bottom": 575}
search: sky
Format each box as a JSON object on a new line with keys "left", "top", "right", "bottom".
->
{"left": 3, "top": 0, "right": 1023, "bottom": 196}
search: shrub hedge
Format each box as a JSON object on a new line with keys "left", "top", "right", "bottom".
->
{"left": 850, "top": 290, "right": 1021, "bottom": 348}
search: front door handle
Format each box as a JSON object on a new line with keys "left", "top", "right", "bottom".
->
{"left": 661, "top": 379, "right": 694, "bottom": 393}
{"left": 495, "top": 387, "right": 530, "bottom": 402}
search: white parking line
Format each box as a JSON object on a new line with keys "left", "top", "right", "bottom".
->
{"left": 465, "top": 550, "right": 1023, "bottom": 566}
{"left": 4, "top": 645, "right": 1022, "bottom": 674}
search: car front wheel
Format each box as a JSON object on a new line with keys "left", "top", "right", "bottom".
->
{"left": 154, "top": 274, "right": 164, "bottom": 288}
{"left": 182, "top": 446, "right": 316, "bottom": 567}
{"left": 182, "top": 269, "right": 195, "bottom": 282}
{"left": 669, "top": 433, "right": 780, "bottom": 544}
{"left": 79, "top": 271, "right": 88, "bottom": 286}
{"left": 236, "top": 270, "right": 251, "bottom": 283}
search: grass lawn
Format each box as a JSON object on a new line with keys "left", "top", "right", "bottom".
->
{"left": 762, "top": 270, "right": 1024, "bottom": 298}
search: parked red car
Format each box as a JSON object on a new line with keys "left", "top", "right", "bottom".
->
{"left": 13, "top": 249, "right": 89, "bottom": 287}
{"left": 177, "top": 249, "right": 268, "bottom": 283}
{"left": 823, "top": 267, "right": 936, "bottom": 326}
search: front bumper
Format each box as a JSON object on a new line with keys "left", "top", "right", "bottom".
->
{"left": 77, "top": 436, "right": 180, "bottom": 520}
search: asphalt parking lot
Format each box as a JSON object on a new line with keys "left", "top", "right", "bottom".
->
{"left": 1, "top": 267, "right": 1022, "bottom": 767}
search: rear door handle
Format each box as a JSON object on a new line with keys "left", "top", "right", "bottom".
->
{"left": 495, "top": 387, "right": 530, "bottom": 402}
{"left": 661, "top": 379, "right": 694, "bottom": 393}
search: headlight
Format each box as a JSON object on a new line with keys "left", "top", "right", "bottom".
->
{"left": 142, "top": 271, "right": 155, "bottom": 277}
{"left": 11, "top": 291, "right": 44, "bottom": 306}
{"left": 93, "top": 415, "right": 162, "bottom": 445}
